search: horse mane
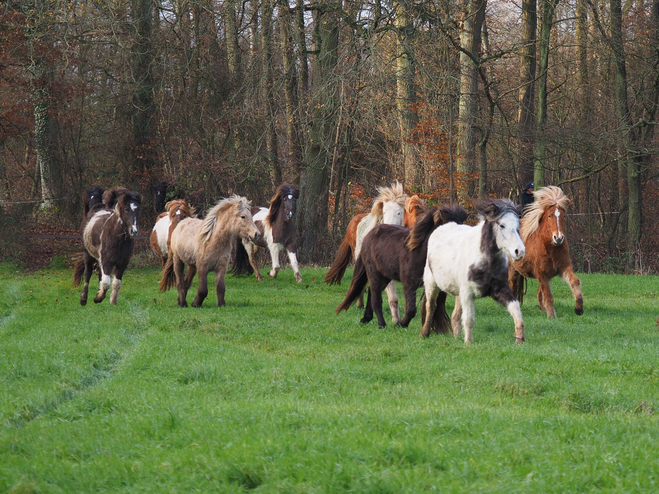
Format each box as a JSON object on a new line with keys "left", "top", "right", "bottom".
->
{"left": 520, "top": 186, "right": 571, "bottom": 241}
{"left": 198, "top": 195, "right": 251, "bottom": 246}
{"left": 103, "top": 187, "right": 141, "bottom": 210}
{"left": 405, "top": 195, "right": 427, "bottom": 216}
{"left": 267, "top": 184, "right": 299, "bottom": 225}
{"left": 475, "top": 198, "right": 520, "bottom": 222}
{"left": 369, "top": 181, "right": 407, "bottom": 221}
{"left": 406, "top": 205, "right": 468, "bottom": 250}
{"left": 166, "top": 199, "right": 196, "bottom": 220}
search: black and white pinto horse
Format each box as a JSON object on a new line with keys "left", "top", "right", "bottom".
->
{"left": 232, "top": 184, "right": 303, "bottom": 283}
{"left": 421, "top": 199, "right": 526, "bottom": 344}
{"left": 73, "top": 187, "right": 141, "bottom": 306}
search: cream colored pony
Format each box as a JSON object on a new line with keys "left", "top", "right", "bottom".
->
{"left": 159, "top": 195, "right": 260, "bottom": 308}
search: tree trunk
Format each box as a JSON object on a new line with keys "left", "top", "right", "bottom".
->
{"left": 261, "top": 0, "right": 281, "bottom": 188}
{"left": 299, "top": 0, "right": 340, "bottom": 261}
{"left": 225, "top": 0, "right": 241, "bottom": 84}
{"left": 278, "top": 0, "right": 303, "bottom": 184}
{"left": 395, "top": 0, "right": 418, "bottom": 188}
{"left": 518, "top": 0, "right": 537, "bottom": 184}
{"left": 533, "top": 0, "right": 559, "bottom": 188}
{"left": 457, "top": 0, "right": 486, "bottom": 203}
{"left": 131, "top": 0, "right": 156, "bottom": 185}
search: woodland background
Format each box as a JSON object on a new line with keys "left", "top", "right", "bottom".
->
{"left": 1, "top": 0, "right": 659, "bottom": 272}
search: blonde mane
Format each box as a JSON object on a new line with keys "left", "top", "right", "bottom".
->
{"left": 166, "top": 199, "right": 196, "bottom": 220}
{"left": 521, "top": 186, "right": 571, "bottom": 241}
{"left": 370, "top": 181, "right": 407, "bottom": 220}
{"left": 198, "top": 195, "right": 250, "bottom": 246}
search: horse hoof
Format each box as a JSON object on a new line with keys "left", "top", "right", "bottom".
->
{"left": 93, "top": 297, "right": 103, "bottom": 304}
{"left": 80, "top": 299, "right": 87, "bottom": 306}
{"left": 515, "top": 337, "right": 525, "bottom": 344}
{"left": 378, "top": 324, "right": 386, "bottom": 329}
{"left": 419, "top": 332, "right": 429, "bottom": 339}
{"left": 359, "top": 317, "right": 372, "bottom": 324}
{"left": 295, "top": 274, "right": 303, "bottom": 283}
{"left": 575, "top": 307, "right": 584, "bottom": 316}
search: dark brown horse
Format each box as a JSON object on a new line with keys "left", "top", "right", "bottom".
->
{"left": 336, "top": 205, "right": 467, "bottom": 328}
{"left": 82, "top": 185, "right": 105, "bottom": 220}
{"left": 231, "top": 184, "right": 303, "bottom": 282}
{"left": 509, "top": 185, "right": 583, "bottom": 318}
{"left": 150, "top": 199, "right": 197, "bottom": 267}
{"left": 324, "top": 192, "right": 426, "bottom": 310}
{"left": 73, "top": 187, "right": 141, "bottom": 305}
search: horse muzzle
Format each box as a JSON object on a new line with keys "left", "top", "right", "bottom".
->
{"left": 130, "top": 227, "right": 139, "bottom": 237}
{"left": 552, "top": 235, "right": 565, "bottom": 246}
{"left": 287, "top": 211, "right": 295, "bottom": 220}
{"left": 511, "top": 248, "right": 525, "bottom": 262}
{"left": 251, "top": 232, "right": 260, "bottom": 242}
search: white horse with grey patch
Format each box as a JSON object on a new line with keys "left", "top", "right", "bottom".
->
{"left": 420, "top": 198, "right": 526, "bottom": 344}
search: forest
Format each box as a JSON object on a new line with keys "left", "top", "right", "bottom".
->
{"left": 1, "top": 0, "right": 658, "bottom": 272}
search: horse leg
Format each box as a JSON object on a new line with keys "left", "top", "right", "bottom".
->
{"left": 369, "top": 277, "right": 389, "bottom": 328}
{"left": 459, "top": 292, "right": 476, "bottom": 344}
{"left": 93, "top": 261, "right": 112, "bottom": 304}
{"left": 491, "top": 286, "right": 525, "bottom": 344}
{"left": 245, "top": 241, "right": 263, "bottom": 282}
{"left": 267, "top": 242, "right": 283, "bottom": 279}
{"left": 286, "top": 249, "right": 303, "bottom": 283}
{"left": 398, "top": 282, "right": 417, "bottom": 328}
{"left": 538, "top": 276, "right": 556, "bottom": 318}
{"left": 183, "top": 265, "right": 197, "bottom": 291}
{"left": 214, "top": 264, "right": 228, "bottom": 307}
{"left": 451, "top": 296, "right": 463, "bottom": 337}
{"left": 173, "top": 256, "right": 188, "bottom": 308}
{"left": 357, "top": 288, "right": 365, "bottom": 309}
{"left": 80, "top": 253, "right": 95, "bottom": 306}
{"left": 109, "top": 263, "right": 128, "bottom": 305}
{"left": 360, "top": 288, "right": 374, "bottom": 324}
{"left": 384, "top": 280, "right": 400, "bottom": 324}
{"left": 562, "top": 268, "right": 584, "bottom": 315}
{"left": 192, "top": 266, "right": 209, "bottom": 308}
{"left": 420, "top": 284, "right": 439, "bottom": 338}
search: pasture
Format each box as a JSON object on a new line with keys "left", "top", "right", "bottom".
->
{"left": 1, "top": 263, "right": 658, "bottom": 492}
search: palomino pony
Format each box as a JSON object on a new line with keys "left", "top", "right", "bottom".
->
{"left": 336, "top": 205, "right": 467, "bottom": 328}
{"left": 159, "top": 195, "right": 260, "bottom": 308}
{"left": 73, "top": 187, "right": 141, "bottom": 306}
{"left": 325, "top": 182, "right": 409, "bottom": 319}
{"left": 421, "top": 199, "right": 526, "bottom": 344}
{"left": 150, "top": 199, "right": 196, "bottom": 267}
{"left": 509, "top": 185, "right": 583, "bottom": 318}
{"left": 231, "top": 184, "right": 303, "bottom": 282}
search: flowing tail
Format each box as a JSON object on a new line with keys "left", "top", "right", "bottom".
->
{"left": 231, "top": 238, "right": 254, "bottom": 276}
{"left": 159, "top": 255, "right": 176, "bottom": 292}
{"left": 420, "top": 291, "right": 451, "bottom": 334}
{"left": 335, "top": 257, "right": 369, "bottom": 314}
{"left": 510, "top": 269, "right": 525, "bottom": 304}
{"left": 325, "top": 235, "right": 354, "bottom": 285}
{"left": 72, "top": 255, "right": 84, "bottom": 286}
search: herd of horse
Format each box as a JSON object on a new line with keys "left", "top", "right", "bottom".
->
{"left": 72, "top": 182, "right": 583, "bottom": 344}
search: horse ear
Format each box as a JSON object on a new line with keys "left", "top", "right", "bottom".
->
{"left": 479, "top": 201, "right": 500, "bottom": 220}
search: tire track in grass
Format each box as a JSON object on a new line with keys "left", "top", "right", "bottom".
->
{"left": 7, "top": 303, "right": 151, "bottom": 428}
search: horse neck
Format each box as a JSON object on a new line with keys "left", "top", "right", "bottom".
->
{"left": 478, "top": 220, "right": 504, "bottom": 258}
{"left": 106, "top": 212, "right": 132, "bottom": 241}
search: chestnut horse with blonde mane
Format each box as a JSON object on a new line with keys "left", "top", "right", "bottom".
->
{"left": 509, "top": 186, "right": 584, "bottom": 318}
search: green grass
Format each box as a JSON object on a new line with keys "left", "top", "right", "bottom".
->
{"left": 1, "top": 263, "right": 658, "bottom": 493}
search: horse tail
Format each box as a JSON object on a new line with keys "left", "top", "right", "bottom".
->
{"left": 420, "top": 291, "right": 451, "bottom": 334}
{"left": 72, "top": 255, "right": 84, "bottom": 286}
{"left": 335, "top": 257, "right": 368, "bottom": 314}
{"left": 324, "top": 235, "right": 354, "bottom": 285}
{"left": 159, "top": 255, "right": 176, "bottom": 292}
{"left": 231, "top": 239, "right": 254, "bottom": 276}
{"left": 510, "top": 269, "right": 525, "bottom": 304}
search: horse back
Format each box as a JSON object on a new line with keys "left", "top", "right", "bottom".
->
{"left": 361, "top": 224, "right": 412, "bottom": 282}
{"left": 170, "top": 217, "right": 202, "bottom": 265}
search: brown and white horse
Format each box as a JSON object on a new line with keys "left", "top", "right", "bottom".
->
{"left": 509, "top": 185, "right": 584, "bottom": 318}
{"left": 150, "top": 199, "right": 196, "bottom": 267}
{"left": 231, "top": 184, "right": 303, "bottom": 282}
{"left": 73, "top": 187, "right": 141, "bottom": 306}
{"left": 159, "top": 195, "right": 260, "bottom": 308}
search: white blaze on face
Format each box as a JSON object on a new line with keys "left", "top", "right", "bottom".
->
{"left": 554, "top": 207, "right": 562, "bottom": 237}
{"left": 130, "top": 202, "right": 138, "bottom": 235}
{"left": 287, "top": 195, "right": 293, "bottom": 200}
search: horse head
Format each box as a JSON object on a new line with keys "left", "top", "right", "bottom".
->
{"left": 107, "top": 188, "right": 141, "bottom": 237}
{"left": 269, "top": 184, "right": 299, "bottom": 223}
{"left": 521, "top": 185, "right": 571, "bottom": 247}
{"left": 372, "top": 181, "right": 407, "bottom": 226}
{"left": 477, "top": 198, "right": 525, "bottom": 262}
{"left": 166, "top": 199, "right": 196, "bottom": 222}
{"left": 404, "top": 195, "right": 428, "bottom": 228}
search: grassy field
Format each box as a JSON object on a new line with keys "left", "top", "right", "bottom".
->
{"left": 1, "top": 262, "right": 658, "bottom": 493}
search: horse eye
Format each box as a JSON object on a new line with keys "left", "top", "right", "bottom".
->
{"left": 499, "top": 223, "right": 505, "bottom": 229}
{"left": 241, "top": 215, "right": 246, "bottom": 219}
